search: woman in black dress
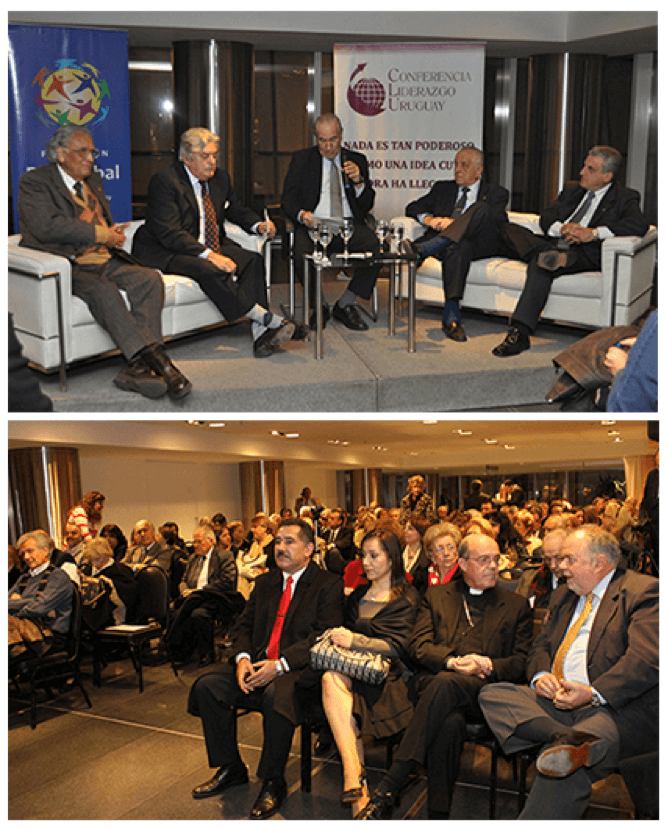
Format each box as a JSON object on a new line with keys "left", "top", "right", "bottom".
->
{"left": 321, "top": 527, "right": 420, "bottom": 817}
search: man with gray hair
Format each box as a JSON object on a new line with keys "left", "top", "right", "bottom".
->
{"left": 133, "top": 127, "right": 303, "bottom": 358}
{"left": 18, "top": 125, "right": 192, "bottom": 400}
{"left": 493, "top": 145, "right": 649, "bottom": 356}
{"left": 478, "top": 525, "right": 659, "bottom": 819}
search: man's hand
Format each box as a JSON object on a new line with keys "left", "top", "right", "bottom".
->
{"left": 257, "top": 220, "right": 277, "bottom": 239}
{"left": 449, "top": 654, "right": 493, "bottom": 678}
{"left": 534, "top": 672, "right": 563, "bottom": 700}
{"left": 208, "top": 251, "right": 237, "bottom": 273}
{"left": 300, "top": 210, "right": 316, "bottom": 228}
{"left": 106, "top": 222, "right": 130, "bottom": 249}
{"left": 425, "top": 216, "right": 453, "bottom": 232}
{"left": 243, "top": 659, "right": 279, "bottom": 690}
{"left": 342, "top": 159, "right": 362, "bottom": 184}
{"left": 561, "top": 223, "right": 596, "bottom": 245}
{"left": 604, "top": 338, "right": 636, "bottom": 376}
{"left": 553, "top": 680, "right": 594, "bottom": 710}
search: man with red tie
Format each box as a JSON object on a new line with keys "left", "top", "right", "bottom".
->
{"left": 188, "top": 518, "right": 343, "bottom": 819}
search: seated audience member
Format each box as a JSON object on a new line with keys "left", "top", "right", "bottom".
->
{"left": 67, "top": 490, "right": 105, "bottom": 541}
{"left": 604, "top": 309, "right": 657, "bottom": 412}
{"left": 18, "top": 125, "right": 191, "bottom": 399}
{"left": 100, "top": 524, "right": 128, "bottom": 563}
{"left": 423, "top": 523, "right": 462, "bottom": 586}
{"left": 358, "top": 534, "right": 532, "bottom": 819}
{"left": 463, "top": 479, "right": 492, "bottom": 511}
{"left": 122, "top": 520, "right": 172, "bottom": 576}
{"left": 237, "top": 516, "right": 275, "bottom": 599}
{"left": 402, "top": 515, "right": 431, "bottom": 593}
{"left": 478, "top": 526, "right": 658, "bottom": 819}
{"left": 228, "top": 521, "right": 249, "bottom": 557}
{"left": 493, "top": 146, "right": 649, "bottom": 357}
{"left": 402, "top": 147, "right": 508, "bottom": 342}
{"left": 282, "top": 113, "right": 381, "bottom": 331}
{"left": 80, "top": 537, "right": 138, "bottom": 627}
{"left": 321, "top": 528, "right": 420, "bottom": 817}
{"left": 399, "top": 475, "right": 435, "bottom": 523}
{"left": 514, "top": 509, "right": 542, "bottom": 558}
{"left": 133, "top": 126, "right": 301, "bottom": 359}
{"left": 321, "top": 508, "right": 354, "bottom": 573}
{"left": 515, "top": 528, "right": 568, "bottom": 613}
{"left": 168, "top": 525, "right": 241, "bottom": 667}
{"left": 63, "top": 522, "right": 85, "bottom": 566}
{"left": 9, "top": 530, "right": 74, "bottom": 661}
{"left": 187, "top": 518, "right": 343, "bottom": 820}
{"left": 488, "top": 511, "right": 528, "bottom": 569}
{"left": 211, "top": 513, "right": 227, "bottom": 542}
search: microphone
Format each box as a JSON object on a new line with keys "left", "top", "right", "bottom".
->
{"left": 341, "top": 148, "right": 352, "bottom": 191}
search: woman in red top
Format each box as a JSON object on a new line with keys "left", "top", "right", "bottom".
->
{"left": 424, "top": 523, "right": 462, "bottom": 586}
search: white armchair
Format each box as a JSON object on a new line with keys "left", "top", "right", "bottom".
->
{"left": 8, "top": 220, "right": 271, "bottom": 389}
{"left": 390, "top": 211, "right": 657, "bottom": 331}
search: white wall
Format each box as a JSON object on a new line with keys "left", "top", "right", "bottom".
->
{"left": 78, "top": 451, "right": 242, "bottom": 541}
{"left": 284, "top": 464, "right": 339, "bottom": 513}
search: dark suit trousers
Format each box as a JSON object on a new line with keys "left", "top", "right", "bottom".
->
{"left": 168, "top": 241, "right": 267, "bottom": 322}
{"left": 293, "top": 222, "right": 380, "bottom": 305}
{"left": 188, "top": 663, "right": 296, "bottom": 780}
{"left": 416, "top": 202, "right": 503, "bottom": 302}
{"left": 394, "top": 671, "right": 487, "bottom": 812}
{"left": 71, "top": 255, "right": 164, "bottom": 361}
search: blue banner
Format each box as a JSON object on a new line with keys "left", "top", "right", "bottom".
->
{"left": 8, "top": 25, "right": 132, "bottom": 231}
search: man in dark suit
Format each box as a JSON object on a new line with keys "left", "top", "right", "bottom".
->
{"left": 321, "top": 508, "right": 354, "bottom": 573}
{"left": 478, "top": 526, "right": 659, "bottom": 819}
{"left": 493, "top": 145, "right": 650, "bottom": 356}
{"left": 168, "top": 524, "right": 241, "bottom": 667}
{"left": 122, "top": 520, "right": 172, "bottom": 577}
{"left": 403, "top": 147, "right": 509, "bottom": 342}
{"left": 281, "top": 113, "right": 381, "bottom": 331}
{"left": 188, "top": 518, "right": 343, "bottom": 819}
{"left": 358, "top": 534, "right": 533, "bottom": 819}
{"left": 17, "top": 125, "right": 191, "bottom": 400}
{"left": 133, "top": 127, "right": 301, "bottom": 359}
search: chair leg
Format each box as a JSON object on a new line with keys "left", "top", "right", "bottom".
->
{"left": 489, "top": 742, "right": 498, "bottom": 819}
{"left": 518, "top": 752, "right": 530, "bottom": 815}
{"left": 301, "top": 720, "right": 313, "bottom": 792}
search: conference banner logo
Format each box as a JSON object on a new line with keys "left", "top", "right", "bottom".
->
{"left": 33, "top": 59, "right": 111, "bottom": 128}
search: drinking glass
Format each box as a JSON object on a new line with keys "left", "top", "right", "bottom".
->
{"left": 308, "top": 223, "right": 322, "bottom": 261}
{"left": 341, "top": 218, "right": 354, "bottom": 258}
{"left": 319, "top": 225, "right": 332, "bottom": 264}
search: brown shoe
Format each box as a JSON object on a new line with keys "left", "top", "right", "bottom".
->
{"left": 536, "top": 731, "right": 600, "bottom": 777}
{"left": 140, "top": 344, "right": 192, "bottom": 399}
{"left": 113, "top": 359, "right": 168, "bottom": 399}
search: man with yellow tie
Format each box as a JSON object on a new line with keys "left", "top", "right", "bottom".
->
{"left": 478, "top": 525, "right": 658, "bottom": 819}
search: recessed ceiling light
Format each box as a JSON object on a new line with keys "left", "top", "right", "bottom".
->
{"left": 209, "top": 422, "right": 226, "bottom": 428}
{"left": 484, "top": 438, "right": 498, "bottom": 445}
{"left": 423, "top": 420, "right": 438, "bottom": 425}
{"left": 457, "top": 429, "right": 473, "bottom": 436}
{"left": 285, "top": 433, "right": 300, "bottom": 439}
{"left": 504, "top": 444, "right": 516, "bottom": 450}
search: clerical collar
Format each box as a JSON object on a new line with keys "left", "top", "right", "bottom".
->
{"left": 468, "top": 587, "right": 484, "bottom": 596}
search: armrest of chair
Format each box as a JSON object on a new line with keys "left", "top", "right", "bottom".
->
{"left": 224, "top": 221, "right": 264, "bottom": 254}
{"left": 8, "top": 239, "right": 74, "bottom": 306}
{"left": 600, "top": 227, "right": 657, "bottom": 325}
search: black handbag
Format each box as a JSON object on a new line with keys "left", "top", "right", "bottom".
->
{"left": 309, "top": 628, "right": 390, "bottom": 685}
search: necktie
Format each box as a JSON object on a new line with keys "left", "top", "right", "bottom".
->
{"left": 451, "top": 186, "right": 470, "bottom": 218}
{"left": 74, "top": 181, "right": 84, "bottom": 201}
{"left": 552, "top": 592, "right": 594, "bottom": 680}
{"left": 267, "top": 575, "right": 293, "bottom": 659}
{"left": 200, "top": 181, "right": 220, "bottom": 253}
{"left": 330, "top": 160, "right": 344, "bottom": 219}
{"left": 568, "top": 190, "right": 595, "bottom": 226}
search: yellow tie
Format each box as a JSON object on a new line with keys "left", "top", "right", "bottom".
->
{"left": 552, "top": 592, "right": 594, "bottom": 680}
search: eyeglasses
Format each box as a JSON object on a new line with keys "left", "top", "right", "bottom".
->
{"left": 68, "top": 146, "right": 100, "bottom": 159}
{"left": 469, "top": 555, "right": 501, "bottom": 567}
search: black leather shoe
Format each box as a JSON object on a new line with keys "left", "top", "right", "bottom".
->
{"left": 536, "top": 731, "right": 600, "bottom": 778}
{"left": 290, "top": 320, "right": 310, "bottom": 341}
{"left": 443, "top": 320, "right": 467, "bottom": 342}
{"left": 492, "top": 327, "right": 531, "bottom": 357}
{"left": 249, "top": 777, "right": 287, "bottom": 820}
{"left": 332, "top": 302, "right": 369, "bottom": 331}
{"left": 309, "top": 305, "right": 330, "bottom": 331}
{"left": 192, "top": 761, "right": 249, "bottom": 799}
{"left": 253, "top": 320, "right": 296, "bottom": 358}
{"left": 354, "top": 790, "right": 394, "bottom": 820}
{"left": 140, "top": 344, "right": 192, "bottom": 399}
{"left": 113, "top": 358, "right": 168, "bottom": 399}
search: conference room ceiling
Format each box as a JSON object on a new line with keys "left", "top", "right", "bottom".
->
{"left": 8, "top": 12, "right": 657, "bottom": 58}
{"left": 8, "top": 420, "right": 654, "bottom": 475}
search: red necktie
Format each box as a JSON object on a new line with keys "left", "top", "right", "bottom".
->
{"left": 200, "top": 182, "right": 220, "bottom": 254}
{"left": 267, "top": 576, "right": 293, "bottom": 659}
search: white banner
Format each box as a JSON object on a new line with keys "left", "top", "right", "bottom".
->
{"left": 334, "top": 42, "right": 485, "bottom": 223}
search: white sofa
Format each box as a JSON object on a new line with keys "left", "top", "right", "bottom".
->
{"left": 8, "top": 220, "right": 269, "bottom": 387}
{"left": 390, "top": 211, "right": 656, "bottom": 330}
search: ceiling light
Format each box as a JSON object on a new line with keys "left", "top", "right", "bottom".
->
{"left": 209, "top": 422, "right": 226, "bottom": 428}
{"left": 504, "top": 444, "right": 516, "bottom": 450}
{"left": 423, "top": 419, "right": 438, "bottom": 425}
{"left": 285, "top": 433, "right": 300, "bottom": 439}
{"left": 484, "top": 438, "right": 498, "bottom": 445}
{"left": 456, "top": 429, "right": 473, "bottom": 436}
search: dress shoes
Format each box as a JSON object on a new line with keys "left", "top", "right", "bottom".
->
{"left": 332, "top": 302, "right": 369, "bottom": 331}
{"left": 191, "top": 760, "right": 249, "bottom": 799}
{"left": 113, "top": 358, "right": 168, "bottom": 399}
{"left": 253, "top": 320, "right": 296, "bottom": 358}
{"left": 536, "top": 731, "right": 600, "bottom": 778}
{"left": 492, "top": 327, "right": 531, "bottom": 357}
{"left": 249, "top": 776, "right": 288, "bottom": 820}
{"left": 140, "top": 343, "right": 192, "bottom": 399}
{"left": 290, "top": 320, "right": 310, "bottom": 341}
{"left": 354, "top": 790, "right": 394, "bottom": 820}
{"left": 537, "top": 249, "right": 575, "bottom": 271}
{"left": 443, "top": 320, "right": 467, "bottom": 342}
{"left": 309, "top": 305, "right": 330, "bottom": 331}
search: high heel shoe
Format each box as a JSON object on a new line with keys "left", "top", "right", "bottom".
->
{"left": 341, "top": 770, "right": 367, "bottom": 804}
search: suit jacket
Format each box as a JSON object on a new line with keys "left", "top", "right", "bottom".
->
{"left": 18, "top": 163, "right": 139, "bottom": 264}
{"left": 97, "top": 560, "right": 139, "bottom": 619}
{"left": 410, "top": 579, "right": 533, "bottom": 683}
{"left": 321, "top": 525, "right": 354, "bottom": 573}
{"left": 180, "top": 545, "right": 237, "bottom": 595}
{"left": 122, "top": 541, "right": 172, "bottom": 576}
{"left": 527, "top": 567, "right": 659, "bottom": 756}
{"left": 132, "top": 162, "right": 263, "bottom": 272}
{"left": 229, "top": 559, "right": 343, "bottom": 723}
{"left": 281, "top": 145, "right": 375, "bottom": 225}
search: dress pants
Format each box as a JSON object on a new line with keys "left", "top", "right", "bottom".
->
{"left": 293, "top": 221, "right": 380, "bottom": 305}
{"left": 479, "top": 682, "right": 620, "bottom": 819}
{"left": 71, "top": 254, "right": 164, "bottom": 361}
{"left": 416, "top": 202, "right": 504, "bottom": 303}
{"left": 188, "top": 663, "right": 296, "bottom": 780}
{"left": 395, "top": 671, "right": 487, "bottom": 813}
{"left": 168, "top": 241, "right": 267, "bottom": 322}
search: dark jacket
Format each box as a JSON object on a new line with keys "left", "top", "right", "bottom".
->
{"left": 179, "top": 545, "right": 237, "bottom": 596}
